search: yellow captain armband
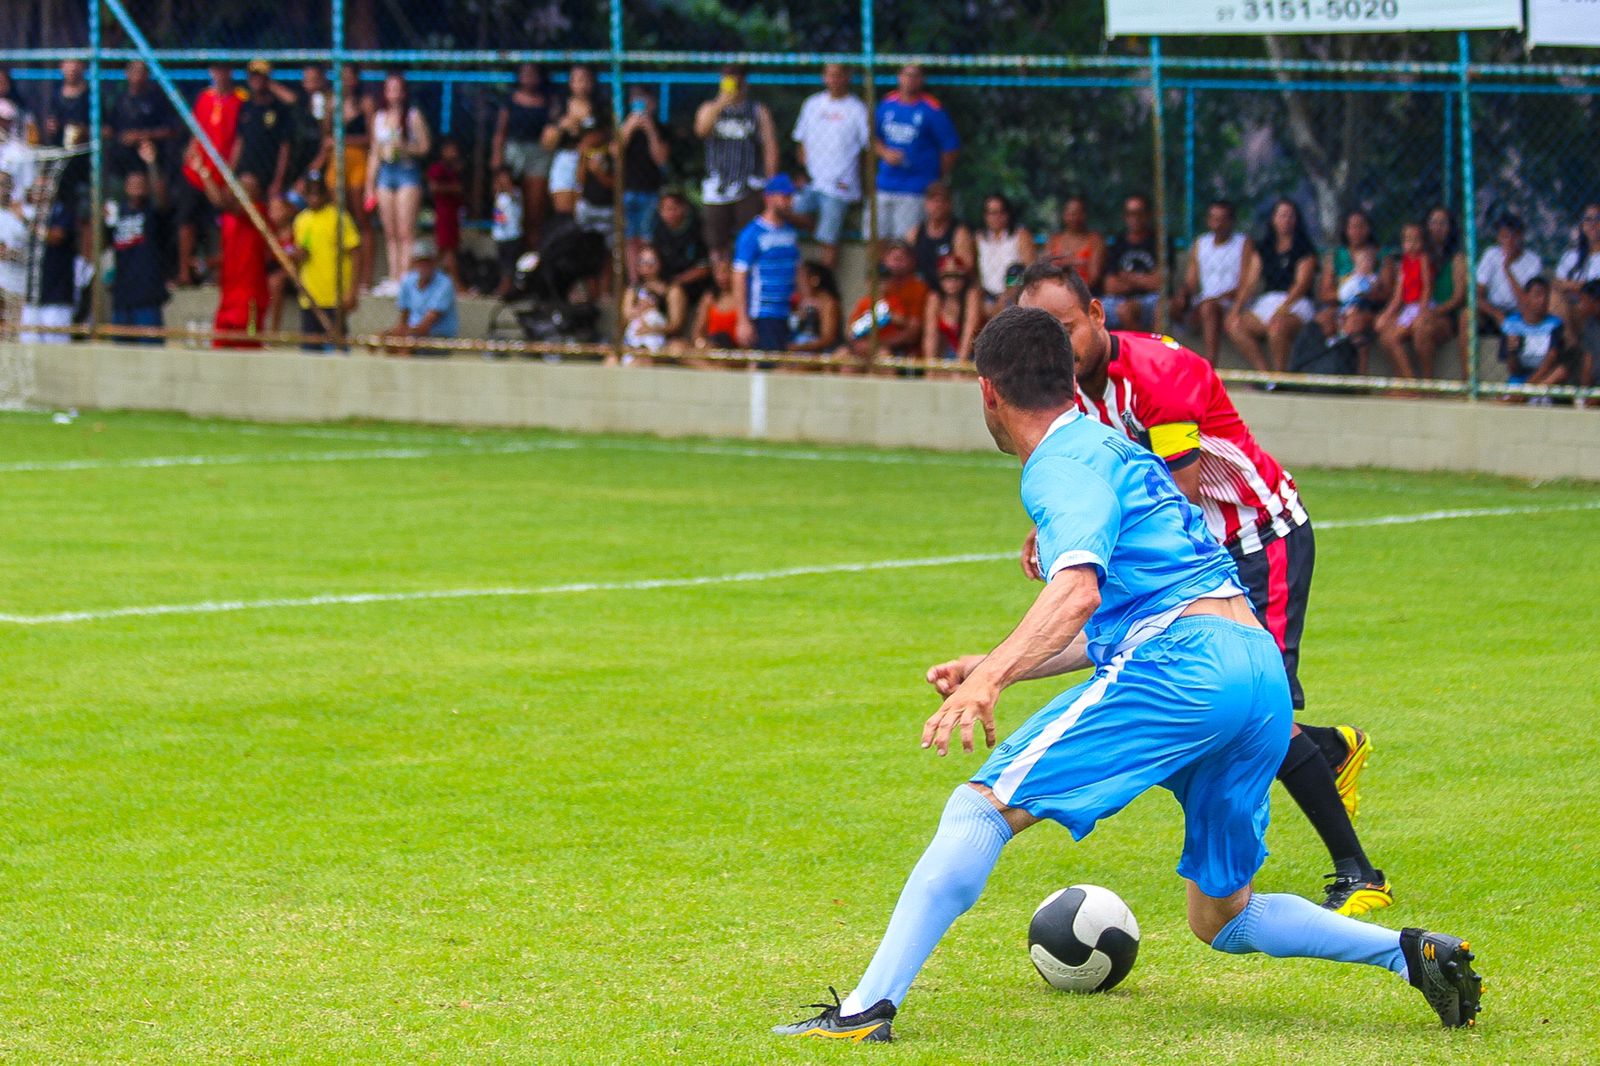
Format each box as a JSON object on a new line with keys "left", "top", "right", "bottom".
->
{"left": 1148, "top": 421, "right": 1200, "bottom": 460}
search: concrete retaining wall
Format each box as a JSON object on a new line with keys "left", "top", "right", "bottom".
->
{"left": 17, "top": 342, "right": 1600, "bottom": 480}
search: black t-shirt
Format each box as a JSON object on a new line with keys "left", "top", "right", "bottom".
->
{"left": 108, "top": 86, "right": 175, "bottom": 175}
{"left": 46, "top": 85, "right": 90, "bottom": 145}
{"left": 652, "top": 217, "right": 706, "bottom": 282}
{"left": 623, "top": 126, "right": 664, "bottom": 193}
{"left": 37, "top": 201, "right": 77, "bottom": 306}
{"left": 235, "top": 98, "right": 290, "bottom": 183}
{"left": 1258, "top": 231, "right": 1316, "bottom": 293}
{"left": 580, "top": 146, "right": 615, "bottom": 208}
{"left": 109, "top": 201, "right": 169, "bottom": 309}
{"left": 1106, "top": 231, "right": 1158, "bottom": 292}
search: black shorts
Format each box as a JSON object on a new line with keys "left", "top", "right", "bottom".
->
{"left": 173, "top": 179, "right": 213, "bottom": 230}
{"left": 1230, "top": 519, "right": 1314, "bottom": 711}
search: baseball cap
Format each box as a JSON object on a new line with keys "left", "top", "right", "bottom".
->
{"left": 763, "top": 174, "right": 796, "bottom": 196}
{"left": 247, "top": 59, "right": 272, "bottom": 76}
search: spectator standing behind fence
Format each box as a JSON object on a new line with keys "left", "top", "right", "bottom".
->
{"left": 492, "top": 64, "right": 557, "bottom": 249}
{"left": 428, "top": 139, "right": 466, "bottom": 288}
{"left": 105, "top": 140, "right": 169, "bottom": 344}
{"left": 543, "top": 64, "right": 599, "bottom": 220}
{"left": 907, "top": 181, "right": 975, "bottom": 290}
{"left": 732, "top": 174, "right": 799, "bottom": 351}
{"left": 198, "top": 169, "right": 269, "bottom": 348}
{"left": 788, "top": 260, "right": 842, "bottom": 353}
{"left": 1173, "top": 199, "right": 1247, "bottom": 365}
{"left": 0, "top": 69, "right": 32, "bottom": 144}
{"left": 975, "top": 194, "right": 1033, "bottom": 316}
{"left": 1227, "top": 198, "right": 1317, "bottom": 374}
{"left": 43, "top": 59, "right": 91, "bottom": 196}
{"left": 384, "top": 239, "right": 458, "bottom": 355}
{"left": 235, "top": 61, "right": 291, "bottom": 203}
{"left": 792, "top": 63, "right": 871, "bottom": 271}
{"left": 20, "top": 175, "right": 76, "bottom": 344}
{"left": 1474, "top": 214, "right": 1541, "bottom": 346}
{"left": 695, "top": 65, "right": 778, "bottom": 254}
{"left": 290, "top": 172, "right": 359, "bottom": 351}
{"left": 176, "top": 63, "right": 244, "bottom": 287}
{"left": 491, "top": 166, "right": 524, "bottom": 298}
{"left": 335, "top": 64, "right": 377, "bottom": 292}
{"left": 0, "top": 101, "right": 36, "bottom": 207}
{"left": 1044, "top": 194, "right": 1106, "bottom": 293}
{"left": 1553, "top": 204, "right": 1600, "bottom": 324}
{"left": 1415, "top": 206, "right": 1469, "bottom": 379}
{"left": 872, "top": 64, "right": 958, "bottom": 239}
{"left": 106, "top": 61, "right": 176, "bottom": 180}
{"left": 366, "top": 71, "right": 431, "bottom": 297}
{"left": 0, "top": 173, "right": 25, "bottom": 330}
{"left": 842, "top": 239, "right": 928, "bottom": 363}
{"left": 283, "top": 64, "right": 332, "bottom": 190}
{"left": 654, "top": 191, "right": 711, "bottom": 309}
{"left": 576, "top": 120, "right": 616, "bottom": 246}
{"left": 1373, "top": 221, "right": 1432, "bottom": 379}
{"left": 264, "top": 195, "right": 296, "bottom": 334}
{"left": 1101, "top": 193, "right": 1162, "bottom": 330}
{"left": 620, "top": 86, "right": 670, "bottom": 283}
{"left": 923, "top": 253, "right": 981, "bottom": 364}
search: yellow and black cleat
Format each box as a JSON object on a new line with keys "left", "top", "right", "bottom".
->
{"left": 1331, "top": 725, "right": 1373, "bottom": 819}
{"left": 1400, "top": 928, "right": 1483, "bottom": 1028}
{"left": 774, "top": 987, "right": 895, "bottom": 1043}
{"left": 1323, "top": 870, "right": 1394, "bottom": 917}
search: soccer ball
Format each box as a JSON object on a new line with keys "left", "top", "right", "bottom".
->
{"left": 1027, "top": 884, "right": 1140, "bottom": 993}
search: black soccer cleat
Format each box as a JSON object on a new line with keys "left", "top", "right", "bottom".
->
{"left": 1322, "top": 869, "right": 1393, "bottom": 917}
{"left": 1400, "top": 928, "right": 1483, "bottom": 1028}
{"left": 772, "top": 987, "right": 896, "bottom": 1043}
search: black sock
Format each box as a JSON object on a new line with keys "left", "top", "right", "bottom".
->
{"left": 1276, "top": 732, "right": 1375, "bottom": 881}
{"left": 1296, "top": 723, "right": 1349, "bottom": 770}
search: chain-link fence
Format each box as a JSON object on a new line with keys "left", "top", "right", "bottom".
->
{"left": 2, "top": 2, "right": 1598, "bottom": 398}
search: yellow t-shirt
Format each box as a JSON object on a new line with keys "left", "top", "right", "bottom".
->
{"left": 292, "top": 204, "right": 360, "bottom": 309}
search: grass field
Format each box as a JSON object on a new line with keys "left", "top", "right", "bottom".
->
{"left": 1, "top": 409, "right": 1597, "bottom": 1064}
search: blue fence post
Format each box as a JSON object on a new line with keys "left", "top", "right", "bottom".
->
{"left": 1459, "top": 31, "right": 1479, "bottom": 400}
{"left": 1151, "top": 37, "right": 1168, "bottom": 331}
{"left": 89, "top": 0, "right": 104, "bottom": 340}
{"left": 1183, "top": 85, "right": 1195, "bottom": 258}
{"left": 1441, "top": 89, "right": 1454, "bottom": 210}
{"left": 332, "top": 0, "right": 347, "bottom": 347}
{"left": 609, "top": 0, "right": 626, "bottom": 359}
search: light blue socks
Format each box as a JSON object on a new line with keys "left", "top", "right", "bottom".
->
{"left": 1212, "top": 892, "right": 1407, "bottom": 976}
{"left": 840, "top": 785, "right": 1013, "bottom": 1014}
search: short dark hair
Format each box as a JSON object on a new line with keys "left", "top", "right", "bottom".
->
{"left": 1525, "top": 275, "right": 1550, "bottom": 294}
{"left": 1019, "top": 258, "right": 1094, "bottom": 310}
{"left": 1209, "top": 198, "right": 1236, "bottom": 216}
{"left": 974, "top": 306, "right": 1078, "bottom": 411}
{"left": 1498, "top": 212, "right": 1525, "bottom": 233}
{"left": 1581, "top": 279, "right": 1600, "bottom": 302}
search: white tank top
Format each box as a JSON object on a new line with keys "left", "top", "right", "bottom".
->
{"left": 1196, "top": 231, "right": 1247, "bottom": 302}
{"left": 977, "top": 229, "right": 1020, "bottom": 296}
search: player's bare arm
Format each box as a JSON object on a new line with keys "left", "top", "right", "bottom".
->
{"left": 927, "top": 632, "right": 1091, "bottom": 696}
{"left": 922, "top": 565, "right": 1100, "bottom": 756}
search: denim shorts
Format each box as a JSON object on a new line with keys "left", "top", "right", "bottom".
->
{"left": 623, "top": 191, "right": 659, "bottom": 240}
{"left": 377, "top": 160, "right": 422, "bottom": 191}
{"left": 793, "top": 185, "right": 851, "bottom": 245}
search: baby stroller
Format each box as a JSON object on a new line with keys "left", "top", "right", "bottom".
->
{"left": 486, "top": 215, "right": 608, "bottom": 351}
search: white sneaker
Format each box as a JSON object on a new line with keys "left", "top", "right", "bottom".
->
{"left": 371, "top": 278, "right": 400, "bottom": 297}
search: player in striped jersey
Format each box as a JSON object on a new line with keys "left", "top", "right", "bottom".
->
{"left": 1017, "top": 260, "right": 1391, "bottom": 916}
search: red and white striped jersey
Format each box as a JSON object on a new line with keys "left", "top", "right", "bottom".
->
{"left": 1074, "top": 331, "right": 1309, "bottom": 555}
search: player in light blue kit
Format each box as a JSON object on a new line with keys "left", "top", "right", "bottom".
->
{"left": 775, "top": 307, "right": 1481, "bottom": 1043}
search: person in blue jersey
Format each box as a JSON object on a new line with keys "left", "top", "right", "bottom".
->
{"left": 775, "top": 306, "right": 1482, "bottom": 1044}
{"left": 872, "top": 64, "right": 959, "bottom": 239}
{"left": 732, "top": 174, "right": 800, "bottom": 352}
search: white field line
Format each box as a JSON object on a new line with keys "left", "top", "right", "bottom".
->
{"left": 0, "top": 441, "right": 576, "bottom": 473}
{"left": 2, "top": 500, "right": 1597, "bottom": 628}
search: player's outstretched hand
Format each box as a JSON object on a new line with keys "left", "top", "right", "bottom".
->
{"left": 926, "top": 654, "right": 986, "bottom": 696}
{"left": 1019, "top": 527, "right": 1042, "bottom": 581}
{"left": 921, "top": 682, "right": 998, "bottom": 757}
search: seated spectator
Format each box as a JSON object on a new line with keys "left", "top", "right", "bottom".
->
{"left": 1500, "top": 275, "right": 1562, "bottom": 387}
{"left": 427, "top": 138, "right": 466, "bottom": 287}
{"left": 198, "top": 169, "right": 269, "bottom": 349}
{"left": 788, "top": 260, "right": 842, "bottom": 353}
{"left": 1415, "top": 206, "right": 1470, "bottom": 379}
{"left": 1374, "top": 221, "right": 1433, "bottom": 379}
{"left": 922, "top": 253, "right": 982, "bottom": 364}
{"left": 841, "top": 238, "right": 928, "bottom": 363}
{"left": 622, "top": 247, "right": 686, "bottom": 355}
{"left": 1315, "top": 209, "right": 1391, "bottom": 353}
{"left": 107, "top": 60, "right": 176, "bottom": 179}
{"left": 1553, "top": 203, "right": 1600, "bottom": 324}
{"left": 694, "top": 64, "right": 777, "bottom": 253}
{"left": 732, "top": 175, "right": 799, "bottom": 351}
{"left": 1524, "top": 278, "right": 1597, "bottom": 398}
{"left": 1474, "top": 213, "right": 1541, "bottom": 336}
{"left": 652, "top": 191, "right": 710, "bottom": 308}
{"left": 20, "top": 174, "right": 77, "bottom": 345}
{"left": 1101, "top": 193, "right": 1162, "bottom": 329}
{"left": 1044, "top": 194, "right": 1106, "bottom": 293}
{"left": 383, "top": 238, "right": 458, "bottom": 355}
{"left": 1173, "top": 198, "right": 1247, "bottom": 365}
{"left": 620, "top": 85, "right": 670, "bottom": 281}
{"left": 491, "top": 63, "right": 556, "bottom": 248}
{"left": 1227, "top": 197, "right": 1317, "bottom": 373}
{"left": 491, "top": 166, "right": 524, "bottom": 298}
{"left": 0, "top": 173, "right": 25, "bottom": 332}
{"left": 791, "top": 63, "right": 871, "bottom": 270}
{"left": 289, "top": 171, "right": 360, "bottom": 351}
{"left": 689, "top": 251, "right": 741, "bottom": 350}
{"left": 872, "top": 63, "right": 959, "bottom": 239}
{"left": 105, "top": 140, "right": 170, "bottom": 344}
{"left": 906, "top": 181, "right": 975, "bottom": 290}
{"left": 575, "top": 118, "right": 616, "bottom": 240}
{"left": 975, "top": 194, "right": 1033, "bottom": 315}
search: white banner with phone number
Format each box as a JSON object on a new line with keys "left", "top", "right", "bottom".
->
{"left": 1529, "top": 0, "right": 1600, "bottom": 46}
{"left": 1105, "top": 0, "right": 1521, "bottom": 37}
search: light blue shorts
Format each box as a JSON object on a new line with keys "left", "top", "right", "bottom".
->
{"left": 377, "top": 160, "right": 421, "bottom": 191}
{"left": 972, "top": 616, "right": 1292, "bottom": 899}
{"left": 1101, "top": 292, "right": 1161, "bottom": 327}
{"left": 793, "top": 184, "right": 852, "bottom": 245}
{"left": 623, "top": 190, "right": 659, "bottom": 240}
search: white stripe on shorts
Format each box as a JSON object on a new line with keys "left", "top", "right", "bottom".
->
{"left": 991, "top": 650, "right": 1132, "bottom": 807}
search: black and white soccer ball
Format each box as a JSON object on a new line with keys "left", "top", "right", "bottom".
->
{"left": 1027, "top": 884, "right": 1140, "bottom": 993}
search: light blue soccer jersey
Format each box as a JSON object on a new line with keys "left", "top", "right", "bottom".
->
{"left": 1023, "top": 410, "right": 1242, "bottom": 666}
